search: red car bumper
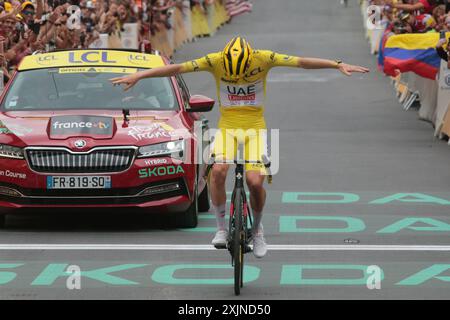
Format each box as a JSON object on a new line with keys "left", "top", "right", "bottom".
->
{"left": 0, "top": 157, "right": 196, "bottom": 214}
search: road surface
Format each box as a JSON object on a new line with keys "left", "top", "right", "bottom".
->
{"left": 1, "top": 0, "right": 450, "bottom": 300}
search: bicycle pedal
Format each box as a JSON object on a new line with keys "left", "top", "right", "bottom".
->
{"left": 214, "top": 244, "right": 227, "bottom": 250}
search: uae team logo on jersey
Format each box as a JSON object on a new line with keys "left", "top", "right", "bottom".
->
{"left": 227, "top": 85, "right": 256, "bottom": 102}
{"left": 220, "top": 81, "right": 264, "bottom": 107}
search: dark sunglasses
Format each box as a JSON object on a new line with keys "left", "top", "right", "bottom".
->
{"left": 22, "top": 10, "right": 35, "bottom": 16}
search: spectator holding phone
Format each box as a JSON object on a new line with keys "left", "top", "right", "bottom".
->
{"left": 436, "top": 34, "right": 450, "bottom": 65}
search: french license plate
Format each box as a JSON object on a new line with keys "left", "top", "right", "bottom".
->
{"left": 47, "top": 176, "right": 111, "bottom": 189}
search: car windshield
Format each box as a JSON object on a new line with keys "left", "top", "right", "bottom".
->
{"left": 1, "top": 67, "right": 178, "bottom": 111}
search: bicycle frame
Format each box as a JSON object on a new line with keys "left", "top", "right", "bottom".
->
{"left": 204, "top": 153, "right": 271, "bottom": 295}
{"left": 228, "top": 163, "right": 253, "bottom": 295}
{"left": 229, "top": 163, "right": 253, "bottom": 252}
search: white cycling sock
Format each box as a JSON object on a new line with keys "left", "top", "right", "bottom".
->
{"left": 252, "top": 210, "right": 263, "bottom": 234}
{"left": 212, "top": 203, "right": 226, "bottom": 231}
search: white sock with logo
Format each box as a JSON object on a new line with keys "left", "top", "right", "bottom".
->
{"left": 252, "top": 210, "right": 263, "bottom": 235}
{"left": 212, "top": 203, "right": 226, "bottom": 231}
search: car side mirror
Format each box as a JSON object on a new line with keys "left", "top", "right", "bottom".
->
{"left": 187, "top": 95, "right": 215, "bottom": 112}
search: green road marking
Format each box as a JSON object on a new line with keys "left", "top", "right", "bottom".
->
{"left": 3, "top": 262, "right": 450, "bottom": 287}
{"left": 377, "top": 218, "right": 450, "bottom": 234}
{"left": 282, "top": 192, "right": 360, "bottom": 204}
{"left": 0, "top": 264, "right": 24, "bottom": 285}
{"left": 151, "top": 264, "right": 260, "bottom": 285}
{"left": 397, "top": 264, "right": 450, "bottom": 286}
{"left": 221, "top": 191, "right": 450, "bottom": 205}
{"left": 280, "top": 264, "right": 384, "bottom": 286}
{"left": 31, "top": 264, "right": 148, "bottom": 286}
{"left": 370, "top": 193, "right": 450, "bottom": 205}
{"left": 184, "top": 215, "right": 450, "bottom": 234}
{"left": 279, "top": 216, "right": 366, "bottom": 233}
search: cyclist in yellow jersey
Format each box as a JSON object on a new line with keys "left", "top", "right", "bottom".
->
{"left": 111, "top": 37, "right": 369, "bottom": 258}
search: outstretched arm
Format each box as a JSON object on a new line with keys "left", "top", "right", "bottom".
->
{"left": 110, "top": 63, "right": 185, "bottom": 91}
{"left": 387, "top": 0, "right": 424, "bottom": 13}
{"left": 110, "top": 54, "right": 214, "bottom": 91}
{"left": 269, "top": 52, "right": 369, "bottom": 76}
{"left": 298, "top": 57, "right": 370, "bottom": 76}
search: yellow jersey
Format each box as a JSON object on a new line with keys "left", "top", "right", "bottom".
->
{"left": 180, "top": 50, "right": 299, "bottom": 130}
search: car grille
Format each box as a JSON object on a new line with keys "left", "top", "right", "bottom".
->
{"left": 26, "top": 148, "right": 136, "bottom": 173}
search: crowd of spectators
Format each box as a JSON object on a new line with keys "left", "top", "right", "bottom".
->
{"left": 369, "top": 0, "right": 450, "bottom": 35}
{"left": 0, "top": 0, "right": 251, "bottom": 85}
{"left": 368, "top": 1, "right": 450, "bottom": 63}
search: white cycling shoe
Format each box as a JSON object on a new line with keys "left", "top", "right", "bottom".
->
{"left": 212, "top": 229, "right": 228, "bottom": 248}
{"left": 252, "top": 226, "right": 267, "bottom": 258}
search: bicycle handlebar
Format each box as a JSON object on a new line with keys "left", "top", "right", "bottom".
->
{"left": 205, "top": 154, "right": 273, "bottom": 184}
{"left": 209, "top": 154, "right": 271, "bottom": 167}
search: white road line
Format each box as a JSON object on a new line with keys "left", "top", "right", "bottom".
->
{"left": 1, "top": 244, "right": 450, "bottom": 251}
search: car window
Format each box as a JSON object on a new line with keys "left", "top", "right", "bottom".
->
{"left": 1, "top": 68, "right": 179, "bottom": 111}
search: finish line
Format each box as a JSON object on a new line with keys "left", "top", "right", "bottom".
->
{"left": 1, "top": 244, "right": 450, "bottom": 251}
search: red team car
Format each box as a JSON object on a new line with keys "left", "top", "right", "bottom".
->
{"left": 0, "top": 49, "right": 214, "bottom": 228}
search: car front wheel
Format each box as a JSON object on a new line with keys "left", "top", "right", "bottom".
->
{"left": 173, "top": 191, "right": 198, "bottom": 229}
{"left": 198, "top": 183, "right": 210, "bottom": 212}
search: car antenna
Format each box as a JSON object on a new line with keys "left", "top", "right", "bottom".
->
{"left": 122, "top": 109, "right": 130, "bottom": 128}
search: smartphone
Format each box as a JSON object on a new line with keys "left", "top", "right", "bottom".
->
{"left": 15, "top": 23, "right": 26, "bottom": 36}
{"left": 80, "top": 32, "right": 86, "bottom": 47}
{"left": 28, "top": 22, "right": 40, "bottom": 35}
{"left": 440, "top": 31, "right": 446, "bottom": 39}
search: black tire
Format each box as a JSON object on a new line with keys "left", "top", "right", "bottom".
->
{"left": 174, "top": 192, "right": 198, "bottom": 229}
{"left": 198, "top": 183, "right": 210, "bottom": 212}
{"left": 0, "top": 215, "right": 5, "bottom": 228}
{"left": 240, "top": 207, "right": 247, "bottom": 289}
{"left": 232, "top": 192, "right": 244, "bottom": 296}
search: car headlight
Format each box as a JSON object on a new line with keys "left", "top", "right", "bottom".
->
{"left": 137, "top": 140, "right": 184, "bottom": 160}
{"left": 0, "top": 144, "right": 24, "bottom": 159}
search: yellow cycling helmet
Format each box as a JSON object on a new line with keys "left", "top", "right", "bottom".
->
{"left": 222, "top": 37, "right": 253, "bottom": 80}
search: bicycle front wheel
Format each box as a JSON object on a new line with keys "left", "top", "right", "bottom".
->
{"left": 231, "top": 191, "right": 244, "bottom": 296}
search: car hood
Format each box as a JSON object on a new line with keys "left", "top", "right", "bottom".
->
{"left": 0, "top": 110, "right": 189, "bottom": 149}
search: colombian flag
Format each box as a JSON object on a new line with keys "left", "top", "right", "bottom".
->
{"left": 377, "top": 28, "right": 390, "bottom": 72}
{"left": 383, "top": 33, "right": 441, "bottom": 80}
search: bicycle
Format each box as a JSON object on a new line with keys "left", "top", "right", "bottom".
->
{"left": 205, "top": 153, "right": 272, "bottom": 295}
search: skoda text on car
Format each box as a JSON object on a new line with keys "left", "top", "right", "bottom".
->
{"left": 0, "top": 49, "right": 214, "bottom": 228}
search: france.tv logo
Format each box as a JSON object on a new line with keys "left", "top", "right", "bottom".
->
{"left": 53, "top": 120, "right": 110, "bottom": 130}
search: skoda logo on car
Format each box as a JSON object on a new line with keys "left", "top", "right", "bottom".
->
{"left": 74, "top": 139, "right": 87, "bottom": 149}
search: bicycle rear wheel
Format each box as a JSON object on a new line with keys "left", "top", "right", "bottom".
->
{"left": 231, "top": 191, "right": 244, "bottom": 295}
